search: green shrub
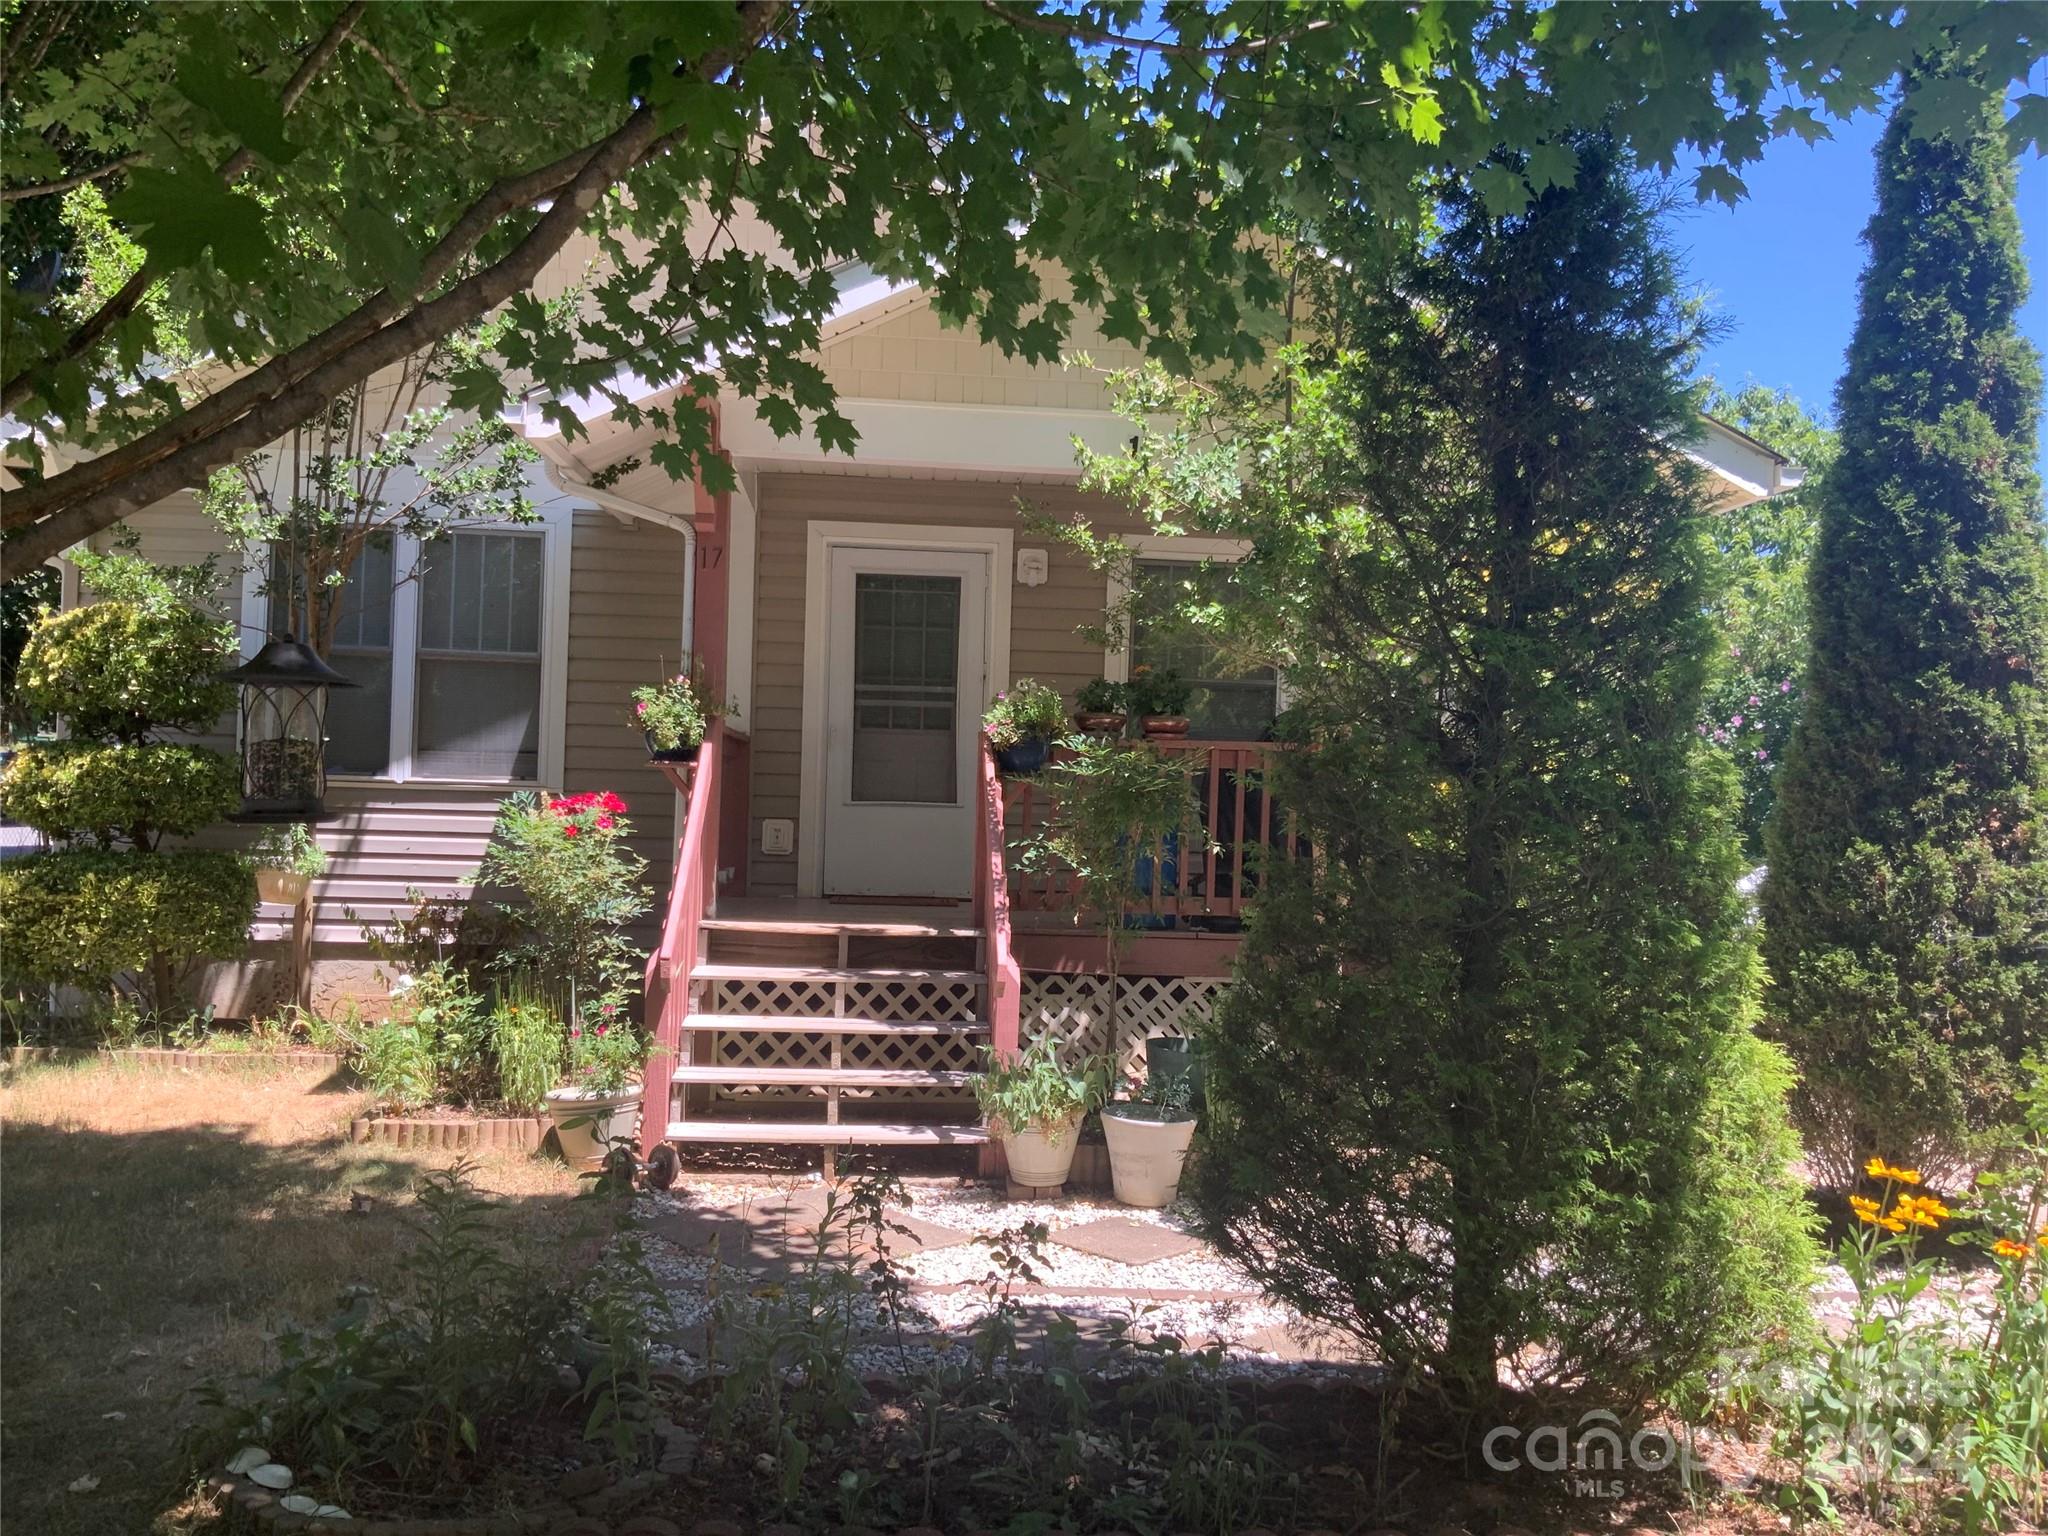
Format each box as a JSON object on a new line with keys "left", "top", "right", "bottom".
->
{"left": 0, "top": 850, "right": 254, "bottom": 990}
{"left": 0, "top": 741, "right": 239, "bottom": 843}
{"left": 355, "top": 1020, "right": 439, "bottom": 1113}
{"left": 1761, "top": 58, "right": 2048, "bottom": 1183}
{"left": 976, "top": 1031, "right": 1108, "bottom": 1136}
{"left": 387, "top": 962, "right": 493, "bottom": 1106}
{"left": 12, "top": 594, "right": 234, "bottom": 743}
{"left": 492, "top": 979, "right": 566, "bottom": 1112}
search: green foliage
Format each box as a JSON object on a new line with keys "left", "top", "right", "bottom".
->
{"left": 12, "top": 557, "right": 234, "bottom": 744}
{"left": 353, "top": 1019, "right": 438, "bottom": 1115}
{"left": 981, "top": 677, "right": 1065, "bottom": 748}
{"left": 1761, "top": 57, "right": 2048, "bottom": 1185}
{"left": 1074, "top": 678, "right": 1129, "bottom": 716}
{"left": 629, "top": 658, "right": 718, "bottom": 753}
{"left": 0, "top": 740, "right": 238, "bottom": 845}
{"left": 18, "top": 3, "right": 2040, "bottom": 572}
{"left": 1, "top": 564, "right": 60, "bottom": 737}
{"left": 490, "top": 976, "right": 565, "bottom": 1112}
{"left": 1079, "top": 142, "right": 1816, "bottom": 1410}
{"left": 479, "top": 791, "right": 648, "bottom": 1027}
{"left": 566, "top": 1007, "right": 644, "bottom": 1095}
{"left": 250, "top": 821, "right": 328, "bottom": 878}
{"left": 1028, "top": 737, "right": 1195, "bottom": 937}
{"left": 0, "top": 850, "right": 253, "bottom": 991}
{"left": 975, "top": 1031, "right": 1108, "bottom": 1137}
{"left": 191, "top": 1162, "right": 596, "bottom": 1506}
{"left": 1127, "top": 665, "right": 1193, "bottom": 719}
{"left": 1698, "top": 384, "right": 1837, "bottom": 857}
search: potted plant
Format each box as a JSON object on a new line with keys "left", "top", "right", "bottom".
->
{"left": 248, "top": 822, "right": 327, "bottom": 905}
{"left": 1144, "top": 1032, "right": 1206, "bottom": 1112}
{"left": 1129, "top": 665, "right": 1193, "bottom": 738}
{"left": 983, "top": 677, "right": 1065, "bottom": 776}
{"left": 1101, "top": 1067, "right": 1198, "bottom": 1208}
{"left": 1073, "top": 677, "right": 1129, "bottom": 736}
{"left": 976, "top": 1031, "right": 1108, "bottom": 1189}
{"left": 631, "top": 656, "right": 719, "bottom": 763}
{"left": 545, "top": 998, "right": 645, "bottom": 1166}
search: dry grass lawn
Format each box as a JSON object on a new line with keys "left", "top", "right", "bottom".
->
{"left": 1, "top": 1058, "right": 599, "bottom": 1536}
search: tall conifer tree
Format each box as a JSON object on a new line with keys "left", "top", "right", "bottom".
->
{"left": 1761, "top": 55, "right": 2048, "bottom": 1183}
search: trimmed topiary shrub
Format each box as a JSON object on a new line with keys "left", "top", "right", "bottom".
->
{"left": 0, "top": 547, "right": 253, "bottom": 1009}
{"left": 0, "top": 851, "right": 255, "bottom": 990}
{"left": 0, "top": 741, "right": 240, "bottom": 845}
{"left": 1760, "top": 56, "right": 2048, "bottom": 1185}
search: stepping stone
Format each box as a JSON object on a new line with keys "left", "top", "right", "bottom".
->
{"left": 1235, "top": 1319, "right": 1356, "bottom": 1363}
{"left": 1049, "top": 1216, "right": 1205, "bottom": 1265}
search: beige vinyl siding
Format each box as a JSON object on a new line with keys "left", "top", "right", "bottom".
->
{"left": 746, "top": 473, "right": 1134, "bottom": 895}
{"left": 563, "top": 508, "right": 689, "bottom": 946}
{"left": 814, "top": 296, "right": 1146, "bottom": 412}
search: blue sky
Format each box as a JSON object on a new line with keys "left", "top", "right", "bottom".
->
{"left": 1666, "top": 105, "right": 2048, "bottom": 476}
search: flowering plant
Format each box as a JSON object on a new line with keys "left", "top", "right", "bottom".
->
{"left": 565, "top": 999, "right": 645, "bottom": 1093}
{"left": 1075, "top": 676, "right": 1129, "bottom": 715}
{"left": 981, "top": 677, "right": 1065, "bottom": 748}
{"left": 630, "top": 658, "right": 719, "bottom": 752}
{"left": 478, "top": 790, "right": 648, "bottom": 1035}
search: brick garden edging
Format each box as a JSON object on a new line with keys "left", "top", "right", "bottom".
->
{"left": 1, "top": 1046, "right": 345, "bottom": 1074}
{"left": 348, "top": 1113, "right": 549, "bottom": 1151}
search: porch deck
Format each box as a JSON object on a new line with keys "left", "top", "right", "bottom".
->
{"left": 638, "top": 728, "right": 1262, "bottom": 1168}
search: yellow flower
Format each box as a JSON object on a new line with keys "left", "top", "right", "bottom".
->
{"left": 1898, "top": 1193, "right": 1950, "bottom": 1223}
{"left": 1993, "top": 1238, "right": 2033, "bottom": 1262}
{"left": 1879, "top": 1215, "right": 1908, "bottom": 1234}
{"left": 2038, "top": 1230, "right": 2048, "bottom": 1251}
{"left": 1849, "top": 1195, "right": 1881, "bottom": 1223}
{"left": 1862, "top": 1157, "right": 1921, "bottom": 1184}
{"left": 1864, "top": 1156, "right": 1888, "bottom": 1179}
{"left": 1902, "top": 1205, "right": 1942, "bottom": 1230}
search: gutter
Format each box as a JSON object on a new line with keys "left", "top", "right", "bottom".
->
{"left": 539, "top": 456, "right": 697, "bottom": 663}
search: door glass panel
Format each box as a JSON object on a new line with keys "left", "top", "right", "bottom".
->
{"left": 850, "top": 572, "right": 959, "bottom": 803}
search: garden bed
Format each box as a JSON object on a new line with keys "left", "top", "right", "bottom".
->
{"left": 348, "top": 1109, "right": 551, "bottom": 1151}
{"left": 1, "top": 1044, "right": 345, "bottom": 1075}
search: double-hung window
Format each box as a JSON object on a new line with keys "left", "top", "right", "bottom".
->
{"left": 257, "top": 520, "right": 560, "bottom": 783}
{"left": 1118, "top": 546, "right": 1279, "bottom": 740}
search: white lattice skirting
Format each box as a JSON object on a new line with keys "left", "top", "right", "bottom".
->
{"left": 1022, "top": 973, "right": 1229, "bottom": 1073}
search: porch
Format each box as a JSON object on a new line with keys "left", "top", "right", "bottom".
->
{"left": 636, "top": 725, "right": 1281, "bottom": 1163}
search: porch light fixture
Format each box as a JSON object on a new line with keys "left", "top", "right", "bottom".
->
{"left": 224, "top": 636, "right": 356, "bottom": 821}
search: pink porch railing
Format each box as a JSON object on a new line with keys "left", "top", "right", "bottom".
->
{"left": 976, "top": 743, "right": 1023, "bottom": 1061}
{"left": 638, "top": 719, "right": 744, "bottom": 1157}
{"left": 1003, "top": 739, "right": 1301, "bottom": 922}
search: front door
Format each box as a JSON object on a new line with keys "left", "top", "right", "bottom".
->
{"left": 821, "top": 544, "right": 988, "bottom": 897}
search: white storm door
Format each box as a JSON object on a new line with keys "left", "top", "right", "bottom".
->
{"left": 821, "top": 546, "right": 988, "bottom": 897}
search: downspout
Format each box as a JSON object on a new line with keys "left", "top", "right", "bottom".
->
{"left": 541, "top": 460, "right": 698, "bottom": 658}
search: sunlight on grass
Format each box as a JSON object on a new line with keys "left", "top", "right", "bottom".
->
{"left": 0, "top": 1059, "right": 599, "bottom": 1536}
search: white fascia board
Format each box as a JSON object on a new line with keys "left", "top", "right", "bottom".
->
{"left": 719, "top": 394, "right": 1130, "bottom": 477}
{"left": 1681, "top": 417, "right": 1801, "bottom": 505}
{"left": 514, "top": 261, "right": 921, "bottom": 441}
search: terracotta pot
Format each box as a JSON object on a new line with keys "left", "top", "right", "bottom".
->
{"left": 544, "top": 1085, "right": 642, "bottom": 1167}
{"left": 1072, "top": 710, "right": 1127, "bottom": 736}
{"left": 255, "top": 867, "right": 311, "bottom": 906}
{"left": 1140, "top": 715, "right": 1191, "bottom": 738}
{"left": 999, "top": 1115, "right": 1082, "bottom": 1188}
{"left": 1101, "top": 1108, "right": 1198, "bottom": 1207}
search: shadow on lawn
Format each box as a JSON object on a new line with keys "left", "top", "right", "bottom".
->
{"left": 0, "top": 1115, "right": 598, "bottom": 1536}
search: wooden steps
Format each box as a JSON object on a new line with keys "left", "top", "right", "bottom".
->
{"left": 681, "top": 1012, "right": 988, "bottom": 1037}
{"left": 690, "top": 963, "right": 983, "bottom": 985}
{"left": 672, "top": 1065, "right": 976, "bottom": 1089}
{"left": 664, "top": 1119, "right": 990, "bottom": 1146}
{"left": 701, "top": 914, "right": 980, "bottom": 940}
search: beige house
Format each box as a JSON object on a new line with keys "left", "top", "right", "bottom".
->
{"left": 69, "top": 261, "right": 1797, "bottom": 1157}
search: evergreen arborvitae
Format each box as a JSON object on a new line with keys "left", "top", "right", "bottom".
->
{"left": 1182, "top": 142, "right": 1815, "bottom": 1410}
{"left": 1760, "top": 57, "right": 2048, "bottom": 1185}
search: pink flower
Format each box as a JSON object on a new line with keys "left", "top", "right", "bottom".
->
{"left": 596, "top": 1022, "right": 609, "bottom": 1036}
{"left": 1729, "top": 714, "right": 1744, "bottom": 728}
{"left": 1779, "top": 679, "right": 1792, "bottom": 693}
{"left": 1755, "top": 748, "right": 1769, "bottom": 761}
{"left": 601, "top": 1003, "right": 616, "bottom": 1016}
{"left": 1747, "top": 695, "right": 1761, "bottom": 707}
{"left": 635, "top": 701, "right": 648, "bottom": 716}
{"left": 570, "top": 1026, "right": 583, "bottom": 1039}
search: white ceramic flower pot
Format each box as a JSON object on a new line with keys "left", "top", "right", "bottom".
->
{"left": 544, "top": 1086, "right": 641, "bottom": 1167}
{"left": 1000, "top": 1115, "right": 1082, "bottom": 1188}
{"left": 1101, "top": 1109, "right": 1198, "bottom": 1208}
{"left": 255, "top": 867, "right": 311, "bottom": 906}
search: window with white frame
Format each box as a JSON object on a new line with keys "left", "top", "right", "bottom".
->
{"left": 1126, "top": 556, "right": 1279, "bottom": 740}
{"left": 263, "top": 524, "right": 556, "bottom": 781}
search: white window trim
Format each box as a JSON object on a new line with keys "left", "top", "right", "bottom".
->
{"left": 237, "top": 504, "right": 573, "bottom": 788}
{"left": 1103, "top": 534, "right": 1253, "bottom": 685}
{"left": 797, "top": 520, "right": 1014, "bottom": 899}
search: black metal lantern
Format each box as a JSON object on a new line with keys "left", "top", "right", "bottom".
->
{"left": 224, "top": 636, "right": 356, "bottom": 821}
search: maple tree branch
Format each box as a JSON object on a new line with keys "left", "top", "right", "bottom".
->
{"left": 0, "top": 151, "right": 145, "bottom": 202}
{"left": 1, "top": 0, "right": 367, "bottom": 414}
{"left": 5, "top": 2, "right": 783, "bottom": 570}
{"left": 978, "top": 1, "right": 1330, "bottom": 61}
